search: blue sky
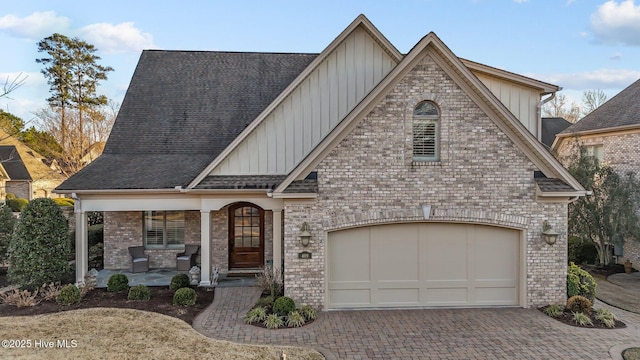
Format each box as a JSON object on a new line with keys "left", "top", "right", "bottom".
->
{"left": 1, "top": 0, "right": 640, "bottom": 123}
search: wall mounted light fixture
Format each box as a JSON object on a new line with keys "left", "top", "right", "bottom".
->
{"left": 542, "top": 220, "right": 559, "bottom": 245}
{"left": 299, "top": 222, "right": 312, "bottom": 247}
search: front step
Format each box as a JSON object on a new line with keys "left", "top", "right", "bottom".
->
{"left": 226, "top": 269, "right": 261, "bottom": 277}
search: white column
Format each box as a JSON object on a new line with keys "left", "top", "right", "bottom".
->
{"left": 75, "top": 209, "right": 88, "bottom": 284}
{"left": 272, "top": 209, "right": 282, "bottom": 270}
{"left": 199, "top": 210, "right": 211, "bottom": 286}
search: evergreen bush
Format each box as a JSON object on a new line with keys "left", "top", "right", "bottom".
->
{"left": 128, "top": 285, "right": 151, "bottom": 301}
{"left": 273, "top": 296, "right": 296, "bottom": 316}
{"left": 8, "top": 198, "right": 70, "bottom": 290}
{"left": 107, "top": 273, "right": 129, "bottom": 292}
{"left": 0, "top": 204, "right": 16, "bottom": 264}
{"left": 567, "top": 262, "right": 597, "bottom": 303}
{"left": 169, "top": 273, "right": 191, "bottom": 290}
{"left": 7, "top": 198, "right": 28, "bottom": 212}
{"left": 56, "top": 284, "right": 81, "bottom": 305}
{"left": 173, "top": 287, "right": 197, "bottom": 306}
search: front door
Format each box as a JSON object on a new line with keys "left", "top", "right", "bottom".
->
{"left": 229, "top": 203, "right": 264, "bottom": 269}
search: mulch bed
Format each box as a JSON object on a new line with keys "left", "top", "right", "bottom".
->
{"left": 0, "top": 286, "right": 214, "bottom": 325}
{"left": 539, "top": 306, "right": 626, "bottom": 329}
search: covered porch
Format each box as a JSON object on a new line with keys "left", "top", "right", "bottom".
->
{"left": 96, "top": 268, "right": 258, "bottom": 288}
{"left": 74, "top": 193, "right": 284, "bottom": 287}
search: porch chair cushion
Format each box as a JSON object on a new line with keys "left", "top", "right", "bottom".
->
{"left": 176, "top": 244, "right": 199, "bottom": 271}
{"left": 128, "top": 246, "right": 149, "bottom": 273}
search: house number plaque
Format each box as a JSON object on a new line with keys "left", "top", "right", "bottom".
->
{"left": 298, "top": 251, "right": 312, "bottom": 259}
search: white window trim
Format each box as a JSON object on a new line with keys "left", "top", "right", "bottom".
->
{"left": 143, "top": 210, "right": 185, "bottom": 250}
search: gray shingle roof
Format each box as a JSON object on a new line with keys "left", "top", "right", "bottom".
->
{"left": 0, "top": 146, "right": 31, "bottom": 181}
{"left": 541, "top": 117, "right": 572, "bottom": 147}
{"left": 195, "top": 175, "right": 286, "bottom": 190}
{"left": 535, "top": 177, "right": 575, "bottom": 193}
{"left": 560, "top": 78, "right": 640, "bottom": 134}
{"left": 57, "top": 51, "right": 318, "bottom": 191}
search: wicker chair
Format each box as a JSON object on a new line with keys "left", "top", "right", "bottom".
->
{"left": 128, "top": 246, "right": 149, "bottom": 273}
{"left": 176, "top": 244, "right": 199, "bottom": 271}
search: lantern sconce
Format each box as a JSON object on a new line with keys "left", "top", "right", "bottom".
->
{"left": 299, "top": 222, "right": 312, "bottom": 247}
{"left": 542, "top": 220, "right": 559, "bottom": 245}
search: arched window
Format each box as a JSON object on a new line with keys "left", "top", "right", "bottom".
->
{"left": 413, "top": 101, "right": 439, "bottom": 161}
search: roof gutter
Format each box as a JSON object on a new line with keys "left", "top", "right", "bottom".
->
{"left": 537, "top": 89, "right": 559, "bottom": 142}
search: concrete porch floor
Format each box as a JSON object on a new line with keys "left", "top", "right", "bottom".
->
{"left": 96, "top": 268, "right": 258, "bottom": 288}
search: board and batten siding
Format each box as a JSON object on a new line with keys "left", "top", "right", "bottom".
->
{"left": 474, "top": 72, "right": 541, "bottom": 138}
{"left": 210, "top": 26, "right": 398, "bottom": 175}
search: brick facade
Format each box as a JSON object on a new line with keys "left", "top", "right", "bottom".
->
{"left": 104, "top": 210, "right": 201, "bottom": 269}
{"left": 556, "top": 131, "right": 640, "bottom": 269}
{"left": 283, "top": 54, "right": 568, "bottom": 309}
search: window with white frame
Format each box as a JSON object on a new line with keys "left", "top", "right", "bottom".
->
{"left": 144, "top": 211, "right": 185, "bottom": 249}
{"left": 585, "top": 144, "right": 604, "bottom": 163}
{"left": 413, "top": 101, "right": 440, "bottom": 161}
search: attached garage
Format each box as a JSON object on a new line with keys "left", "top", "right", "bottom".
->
{"left": 327, "top": 223, "right": 521, "bottom": 309}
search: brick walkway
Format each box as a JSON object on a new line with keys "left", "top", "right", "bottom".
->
{"left": 194, "top": 286, "right": 640, "bottom": 359}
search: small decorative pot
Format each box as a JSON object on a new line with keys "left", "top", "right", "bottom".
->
{"left": 189, "top": 266, "right": 201, "bottom": 285}
{"left": 624, "top": 260, "right": 633, "bottom": 274}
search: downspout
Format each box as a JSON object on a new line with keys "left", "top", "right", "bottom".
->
{"left": 537, "top": 88, "right": 560, "bottom": 142}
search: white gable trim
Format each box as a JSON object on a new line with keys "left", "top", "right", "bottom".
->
{"left": 461, "top": 59, "right": 560, "bottom": 94}
{"left": 187, "top": 15, "right": 402, "bottom": 189}
{"left": 273, "top": 33, "right": 584, "bottom": 195}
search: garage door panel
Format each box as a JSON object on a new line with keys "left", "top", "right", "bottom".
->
{"left": 328, "top": 223, "right": 520, "bottom": 309}
{"left": 329, "top": 289, "right": 371, "bottom": 307}
{"left": 377, "top": 288, "right": 420, "bottom": 304}
{"left": 328, "top": 228, "right": 370, "bottom": 282}
{"left": 372, "top": 225, "right": 419, "bottom": 281}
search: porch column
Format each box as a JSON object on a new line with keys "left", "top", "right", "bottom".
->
{"left": 272, "top": 209, "right": 282, "bottom": 269}
{"left": 199, "top": 210, "right": 211, "bottom": 286}
{"left": 75, "top": 209, "right": 88, "bottom": 284}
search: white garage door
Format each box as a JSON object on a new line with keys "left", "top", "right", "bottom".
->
{"left": 327, "top": 223, "right": 520, "bottom": 309}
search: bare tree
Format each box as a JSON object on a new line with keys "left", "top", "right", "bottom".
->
{"left": 0, "top": 73, "right": 27, "bottom": 99}
{"left": 581, "top": 89, "right": 607, "bottom": 117}
{"left": 543, "top": 94, "right": 580, "bottom": 123}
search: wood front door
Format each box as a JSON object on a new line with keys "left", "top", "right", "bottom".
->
{"left": 229, "top": 203, "right": 264, "bottom": 269}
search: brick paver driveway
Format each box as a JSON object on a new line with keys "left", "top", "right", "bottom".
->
{"left": 194, "top": 287, "right": 640, "bottom": 359}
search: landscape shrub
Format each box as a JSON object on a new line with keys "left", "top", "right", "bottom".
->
{"left": 39, "top": 282, "right": 62, "bottom": 301}
{"left": 273, "top": 296, "right": 296, "bottom": 316}
{"left": 8, "top": 198, "right": 70, "bottom": 290}
{"left": 299, "top": 305, "right": 317, "bottom": 321}
{"left": 56, "top": 284, "right": 81, "bottom": 305}
{"left": 543, "top": 304, "right": 564, "bottom": 318}
{"left": 595, "top": 308, "right": 617, "bottom": 328}
{"left": 263, "top": 313, "right": 284, "bottom": 329}
{"left": 572, "top": 311, "right": 593, "bottom": 326}
{"left": 88, "top": 243, "right": 104, "bottom": 270}
{"left": 286, "top": 311, "right": 306, "bottom": 327}
{"left": 128, "top": 285, "right": 151, "bottom": 301}
{"left": 0, "top": 289, "right": 41, "bottom": 307}
{"left": 6, "top": 198, "right": 29, "bottom": 212}
{"left": 88, "top": 224, "right": 104, "bottom": 247}
{"left": 567, "top": 262, "right": 597, "bottom": 303}
{"left": 169, "top": 273, "right": 191, "bottom": 290}
{"left": 255, "top": 266, "right": 283, "bottom": 297}
{"left": 53, "top": 197, "right": 74, "bottom": 207}
{"left": 566, "top": 295, "right": 592, "bottom": 314}
{"left": 568, "top": 237, "right": 598, "bottom": 265}
{"left": 173, "top": 287, "right": 197, "bottom": 306}
{"left": 244, "top": 307, "right": 267, "bottom": 324}
{"left": 88, "top": 211, "right": 104, "bottom": 226}
{"left": 0, "top": 204, "right": 16, "bottom": 264}
{"left": 5, "top": 193, "right": 16, "bottom": 200}
{"left": 107, "top": 273, "right": 129, "bottom": 292}
{"left": 256, "top": 295, "right": 275, "bottom": 309}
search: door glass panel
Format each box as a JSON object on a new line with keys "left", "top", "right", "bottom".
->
{"left": 234, "top": 206, "right": 262, "bottom": 248}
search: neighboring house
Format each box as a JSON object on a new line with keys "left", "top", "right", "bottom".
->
{"left": 541, "top": 117, "right": 572, "bottom": 148}
{"left": 56, "top": 15, "right": 585, "bottom": 310}
{"left": 554, "top": 78, "right": 640, "bottom": 268}
{"left": 0, "top": 130, "right": 66, "bottom": 199}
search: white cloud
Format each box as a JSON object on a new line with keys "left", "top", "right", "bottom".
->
{"left": 532, "top": 68, "right": 640, "bottom": 90}
{"left": 79, "top": 22, "right": 156, "bottom": 54}
{"left": 590, "top": 0, "right": 640, "bottom": 46}
{"left": 0, "top": 11, "right": 70, "bottom": 39}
